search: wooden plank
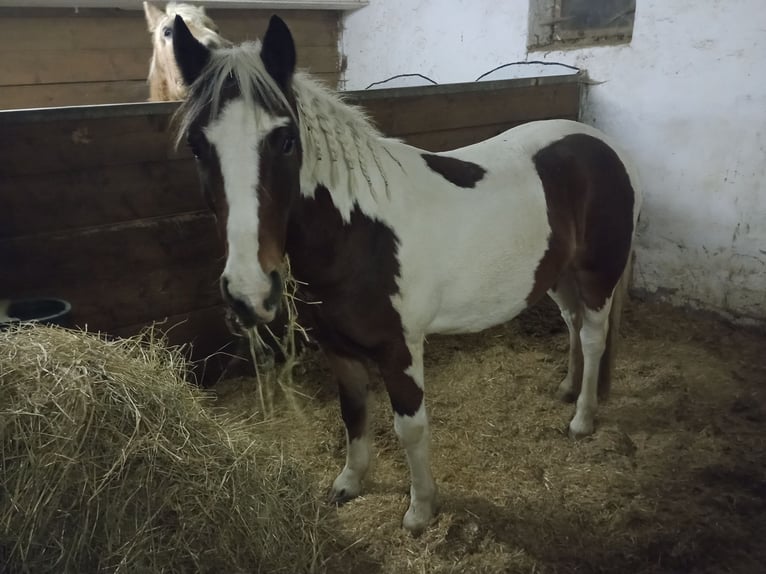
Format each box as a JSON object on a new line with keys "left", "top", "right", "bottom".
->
{"left": 212, "top": 9, "right": 339, "bottom": 46}
{"left": 0, "top": 34, "right": 335, "bottom": 87}
{"left": 0, "top": 81, "right": 149, "bottom": 109}
{"left": 352, "top": 83, "right": 581, "bottom": 137}
{"left": 0, "top": 74, "right": 336, "bottom": 109}
{"left": 1, "top": 213, "right": 223, "bottom": 292}
{"left": 0, "top": 9, "right": 339, "bottom": 52}
{"left": 297, "top": 46, "right": 340, "bottom": 74}
{"left": 0, "top": 13, "right": 148, "bottom": 51}
{"left": 0, "top": 45, "right": 336, "bottom": 86}
{"left": 0, "top": 48, "right": 153, "bottom": 85}
{"left": 398, "top": 116, "right": 579, "bottom": 152}
{"left": 11, "top": 262, "right": 224, "bottom": 334}
{"left": 0, "top": 114, "right": 187, "bottom": 175}
{"left": 0, "top": 159, "right": 206, "bottom": 239}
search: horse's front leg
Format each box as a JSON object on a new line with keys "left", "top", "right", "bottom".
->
{"left": 379, "top": 337, "right": 437, "bottom": 535}
{"left": 326, "top": 351, "right": 372, "bottom": 503}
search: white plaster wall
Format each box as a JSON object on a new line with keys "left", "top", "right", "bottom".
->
{"left": 342, "top": 0, "right": 766, "bottom": 323}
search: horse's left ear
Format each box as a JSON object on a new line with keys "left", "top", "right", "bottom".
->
{"left": 260, "top": 15, "right": 296, "bottom": 91}
{"left": 143, "top": 1, "right": 163, "bottom": 32}
{"left": 173, "top": 15, "right": 211, "bottom": 86}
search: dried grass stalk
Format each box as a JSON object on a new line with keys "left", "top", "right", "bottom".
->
{"left": 243, "top": 257, "right": 314, "bottom": 417}
{"left": 0, "top": 324, "right": 333, "bottom": 574}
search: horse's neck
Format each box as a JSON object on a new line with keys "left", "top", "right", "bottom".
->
{"left": 294, "top": 75, "right": 405, "bottom": 221}
{"left": 285, "top": 184, "right": 397, "bottom": 299}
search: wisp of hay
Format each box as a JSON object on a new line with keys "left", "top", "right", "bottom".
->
{"left": 241, "top": 257, "right": 314, "bottom": 417}
{"left": 0, "top": 324, "right": 333, "bottom": 574}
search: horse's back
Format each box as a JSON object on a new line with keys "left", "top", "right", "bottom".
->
{"left": 451, "top": 120, "right": 635, "bottom": 185}
{"left": 394, "top": 119, "right": 641, "bottom": 336}
{"left": 444, "top": 118, "right": 641, "bottom": 231}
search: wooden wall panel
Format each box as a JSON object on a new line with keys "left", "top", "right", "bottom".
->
{"left": 1, "top": 160, "right": 204, "bottom": 238}
{"left": 0, "top": 7, "right": 341, "bottom": 110}
{"left": 351, "top": 78, "right": 581, "bottom": 151}
{"left": 0, "top": 75, "right": 582, "bottom": 382}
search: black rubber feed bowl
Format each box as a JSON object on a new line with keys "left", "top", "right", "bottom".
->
{"left": 1, "top": 298, "right": 73, "bottom": 329}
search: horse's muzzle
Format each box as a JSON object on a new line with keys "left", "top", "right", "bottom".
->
{"left": 220, "top": 272, "right": 282, "bottom": 328}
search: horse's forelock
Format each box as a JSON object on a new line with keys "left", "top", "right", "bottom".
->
{"left": 165, "top": 3, "right": 211, "bottom": 28}
{"left": 174, "top": 43, "right": 295, "bottom": 148}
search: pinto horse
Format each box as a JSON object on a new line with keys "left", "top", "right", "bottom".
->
{"left": 172, "top": 15, "right": 642, "bottom": 533}
{"left": 144, "top": 2, "right": 228, "bottom": 101}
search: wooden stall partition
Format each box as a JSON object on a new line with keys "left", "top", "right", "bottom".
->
{"left": 0, "top": 7, "right": 341, "bottom": 109}
{"left": 353, "top": 74, "right": 581, "bottom": 152}
{"left": 0, "top": 73, "right": 583, "bottom": 383}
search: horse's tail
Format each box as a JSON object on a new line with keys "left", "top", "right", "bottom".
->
{"left": 597, "top": 250, "right": 633, "bottom": 400}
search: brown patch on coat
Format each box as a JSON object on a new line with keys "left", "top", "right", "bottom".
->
{"left": 422, "top": 153, "right": 487, "bottom": 188}
{"left": 526, "top": 133, "right": 636, "bottom": 310}
{"left": 325, "top": 352, "right": 369, "bottom": 440}
{"left": 256, "top": 124, "right": 302, "bottom": 275}
{"left": 286, "top": 185, "right": 423, "bottom": 416}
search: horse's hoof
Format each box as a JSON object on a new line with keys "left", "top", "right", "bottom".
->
{"left": 327, "top": 486, "right": 357, "bottom": 506}
{"left": 402, "top": 494, "right": 438, "bottom": 536}
{"left": 328, "top": 472, "right": 362, "bottom": 505}
{"left": 402, "top": 509, "right": 431, "bottom": 536}
{"left": 568, "top": 418, "right": 594, "bottom": 440}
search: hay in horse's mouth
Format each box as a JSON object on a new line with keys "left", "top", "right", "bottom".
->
{"left": 242, "top": 256, "right": 313, "bottom": 417}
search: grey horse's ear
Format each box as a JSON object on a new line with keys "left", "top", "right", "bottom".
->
{"left": 260, "top": 15, "right": 296, "bottom": 91}
{"left": 173, "top": 15, "right": 211, "bottom": 86}
{"left": 143, "top": 2, "right": 164, "bottom": 32}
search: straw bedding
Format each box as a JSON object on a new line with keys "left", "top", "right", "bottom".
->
{"left": 0, "top": 325, "right": 332, "bottom": 574}
{"left": 216, "top": 299, "right": 766, "bottom": 574}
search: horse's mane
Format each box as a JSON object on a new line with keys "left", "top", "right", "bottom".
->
{"left": 176, "top": 42, "right": 401, "bottom": 213}
{"left": 164, "top": 3, "right": 218, "bottom": 31}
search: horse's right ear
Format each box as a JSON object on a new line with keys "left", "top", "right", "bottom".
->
{"left": 143, "top": 2, "right": 163, "bottom": 32}
{"left": 173, "top": 15, "right": 211, "bottom": 86}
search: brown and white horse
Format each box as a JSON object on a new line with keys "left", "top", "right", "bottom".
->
{"left": 144, "top": 2, "right": 228, "bottom": 101}
{"left": 172, "top": 15, "right": 642, "bottom": 534}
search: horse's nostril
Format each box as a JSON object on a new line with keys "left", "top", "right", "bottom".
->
{"left": 263, "top": 271, "right": 283, "bottom": 312}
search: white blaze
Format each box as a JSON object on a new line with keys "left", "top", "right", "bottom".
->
{"left": 204, "top": 98, "right": 288, "bottom": 319}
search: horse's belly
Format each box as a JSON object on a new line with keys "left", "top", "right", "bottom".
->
{"left": 392, "top": 146, "right": 554, "bottom": 337}
{"left": 425, "top": 256, "right": 542, "bottom": 335}
{"left": 398, "top": 208, "right": 552, "bottom": 335}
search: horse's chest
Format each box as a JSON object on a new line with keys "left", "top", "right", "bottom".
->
{"left": 294, "top": 283, "right": 404, "bottom": 357}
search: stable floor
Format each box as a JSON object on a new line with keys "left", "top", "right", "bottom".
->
{"left": 214, "top": 299, "right": 766, "bottom": 574}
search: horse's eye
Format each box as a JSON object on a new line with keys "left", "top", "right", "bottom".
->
{"left": 282, "top": 135, "right": 296, "bottom": 155}
{"left": 163, "top": 27, "right": 172, "bottom": 38}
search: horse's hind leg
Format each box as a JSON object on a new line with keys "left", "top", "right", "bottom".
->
{"left": 326, "top": 351, "right": 372, "bottom": 503}
{"left": 548, "top": 275, "right": 583, "bottom": 403}
{"left": 567, "top": 269, "right": 620, "bottom": 439}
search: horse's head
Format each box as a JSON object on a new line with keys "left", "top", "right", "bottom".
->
{"left": 144, "top": 2, "right": 227, "bottom": 101}
{"left": 174, "top": 15, "right": 301, "bottom": 327}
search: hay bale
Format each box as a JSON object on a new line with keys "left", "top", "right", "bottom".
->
{"left": 0, "top": 325, "right": 331, "bottom": 574}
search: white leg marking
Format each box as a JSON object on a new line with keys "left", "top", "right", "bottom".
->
{"left": 395, "top": 404, "right": 436, "bottom": 533}
{"left": 569, "top": 299, "right": 611, "bottom": 438}
{"left": 558, "top": 306, "right": 579, "bottom": 398}
{"left": 396, "top": 340, "right": 437, "bottom": 534}
{"left": 548, "top": 288, "right": 581, "bottom": 401}
{"left": 332, "top": 435, "right": 371, "bottom": 500}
